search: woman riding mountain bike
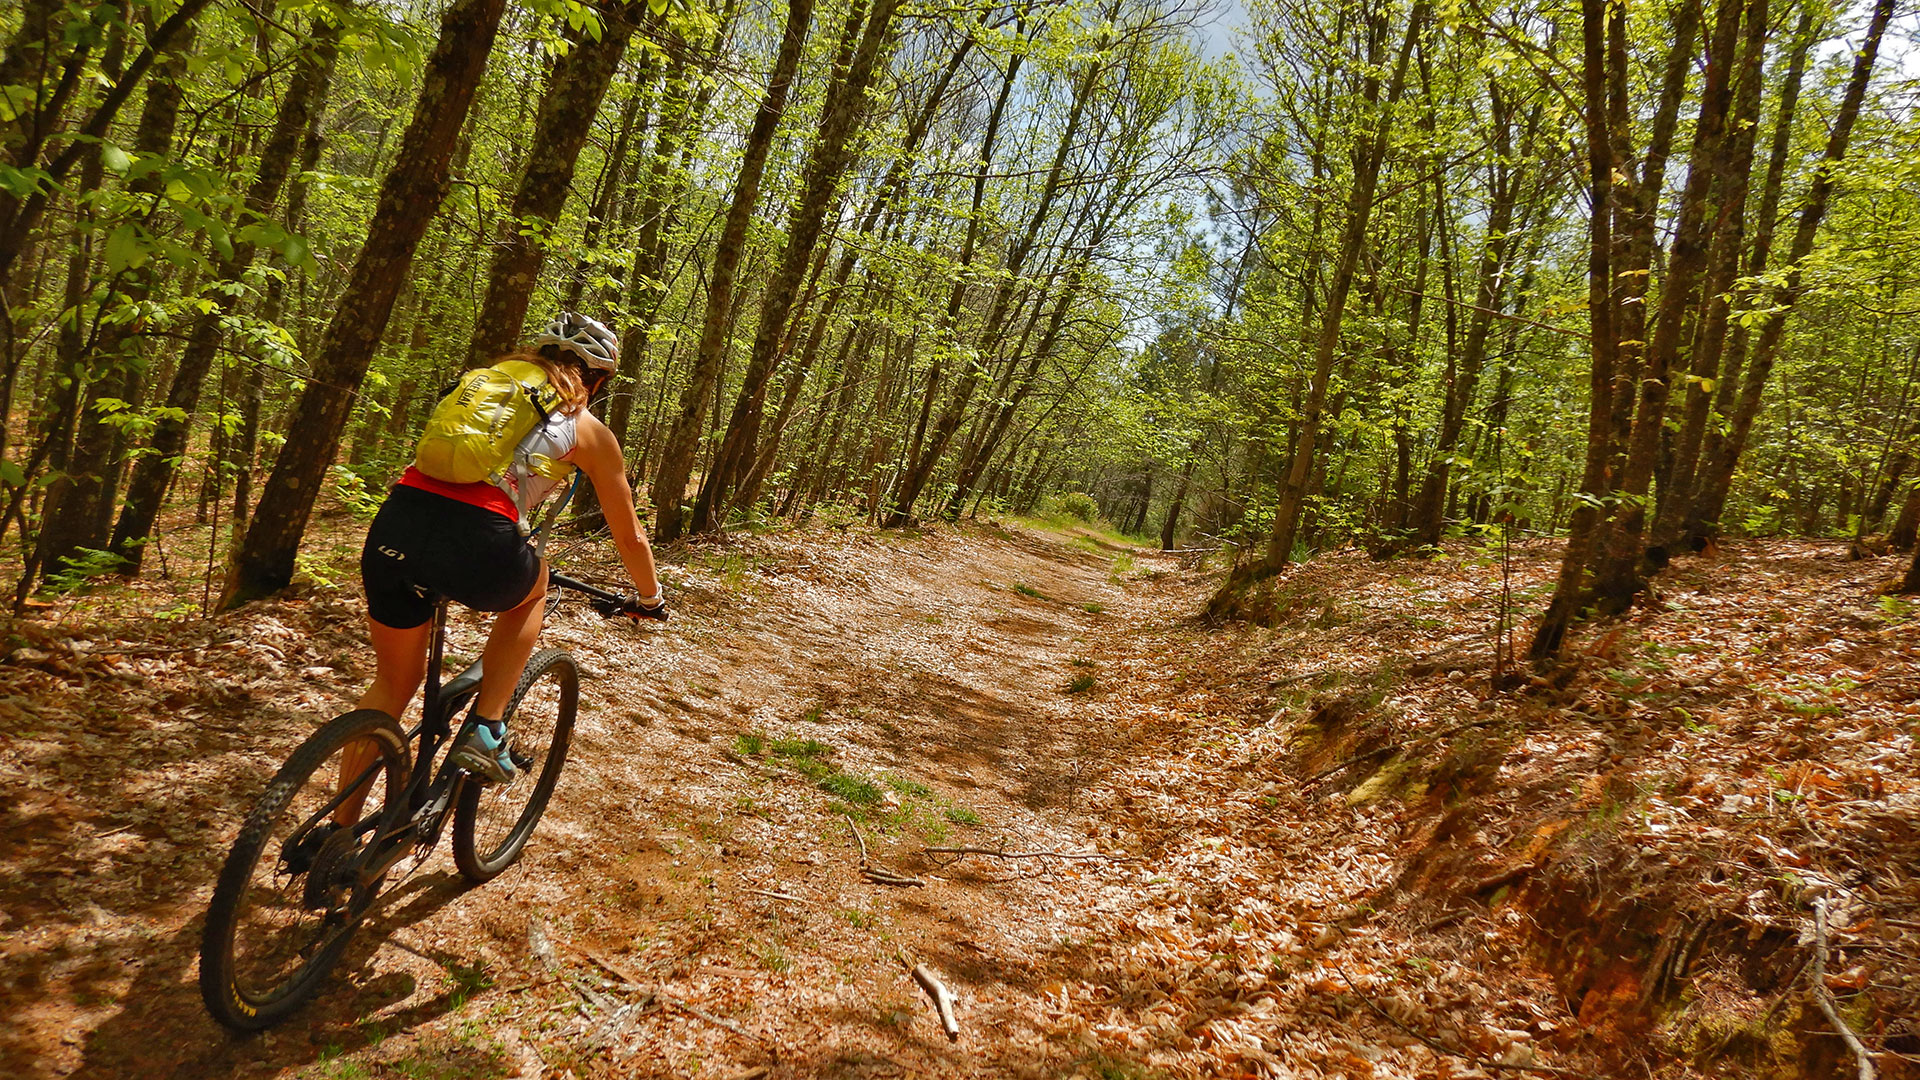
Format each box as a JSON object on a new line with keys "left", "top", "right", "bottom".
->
{"left": 350, "top": 312, "right": 666, "bottom": 797}
{"left": 200, "top": 312, "right": 668, "bottom": 1030}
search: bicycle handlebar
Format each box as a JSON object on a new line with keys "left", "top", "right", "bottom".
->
{"left": 548, "top": 571, "right": 668, "bottom": 621}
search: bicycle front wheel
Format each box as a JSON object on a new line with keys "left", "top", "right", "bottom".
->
{"left": 452, "top": 649, "right": 577, "bottom": 882}
{"left": 200, "top": 709, "right": 410, "bottom": 1030}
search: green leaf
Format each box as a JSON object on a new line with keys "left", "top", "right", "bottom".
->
{"left": 100, "top": 142, "right": 132, "bottom": 174}
{"left": 103, "top": 223, "right": 147, "bottom": 273}
{"left": 281, "top": 233, "right": 316, "bottom": 274}
{"left": 0, "top": 460, "right": 25, "bottom": 487}
{"left": 0, "top": 163, "right": 51, "bottom": 198}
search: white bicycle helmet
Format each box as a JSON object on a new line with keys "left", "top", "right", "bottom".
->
{"left": 534, "top": 312, "right": 619, "bottom": 371}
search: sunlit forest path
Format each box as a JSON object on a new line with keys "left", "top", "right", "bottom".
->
{"left": 3, "top": 519, "right": 1214, "bottom": 1078}
{"left": 8, "top": 519, "right": 1920, "bottom": 1078}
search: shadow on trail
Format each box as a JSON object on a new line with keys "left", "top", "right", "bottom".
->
{"left": 60, "top": 871, "right": 476, "bottom": 1080}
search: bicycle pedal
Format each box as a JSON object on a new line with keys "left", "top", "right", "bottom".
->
{"left": 510, "top": 747, "right": 534, "bottom": 771}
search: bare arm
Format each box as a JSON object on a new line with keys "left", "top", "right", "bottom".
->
{"left": 572, "top": 411, "right": 663, "bottom": 601}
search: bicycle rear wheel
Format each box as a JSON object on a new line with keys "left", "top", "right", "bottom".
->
{"left": 452, "top": 649, "right": 577, "bottom": 882}
{"left": 200, "top": 709, "right": 410, "bottom": 1030}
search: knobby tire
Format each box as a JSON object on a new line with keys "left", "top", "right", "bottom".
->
{"left": 200, "top": 709, "right": 409, "bottom": 1031}
{"left": 451, "top": 648, "right": 577, "bottom": 882}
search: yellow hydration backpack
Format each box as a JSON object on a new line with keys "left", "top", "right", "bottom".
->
{"left": 413, "top": 359, "right": 563, "bottom": 484}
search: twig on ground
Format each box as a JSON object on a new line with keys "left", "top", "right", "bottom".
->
{"left": 911, "top": 964, "right": 960, "bottom": 1042}
{"left": 1812, "top": 898, "right": 1879, "bottom": 1080}
{"left": 749, "top": 888, "right": 812, "bottom": 904}
{"left": 1334, "top": 964, "right": 1599, "bottom": 1078}
{"left": 843, "top": 813, "right": 868, "bottom": 865}
{"left": 862, "top": 866, "right": 926, "bottom": 887}
{"left": 565, "top": 937, "right": 774, "bottom": 1052}
{"left": 844, "top": 813, "right": 922, "bottom": 884}
{"left": 922, "top": 846, "right": 1132, "bottom": 862}
{"left": 96, "top": 636, "right": 242, "bottom": 656}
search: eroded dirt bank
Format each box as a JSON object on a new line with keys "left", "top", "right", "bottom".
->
{"left": 2, "top": 523, "right": 1916, "bottom": 1079}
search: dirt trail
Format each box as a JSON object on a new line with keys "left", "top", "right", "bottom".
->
{"left": 1, "top": 520, "right": 1197, "bottom": 1078}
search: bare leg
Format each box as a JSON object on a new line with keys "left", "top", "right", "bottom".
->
{"left": 335, "top": 618, "right": 432, "bottom": 824}
{"left": 474, "top": 561, "right": 548, "bottom": 721}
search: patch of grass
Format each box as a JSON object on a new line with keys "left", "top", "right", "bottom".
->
{"left": 1070, "top": 656, "right": 1096, "bottom": 667}
{"left": 943, "top": 806, "right": 981, "bottom": 825}
{"left": 1066, "top": 672, "right": 1096, "bottom": 694}
{"left": 922, "top": 613, "right": 943, "bottom": 624}
{"left": 1082, "top": 601, "right": 1104, "bottom": 614}
{"left": 885, "top": 775, "right": 932, "bottom": 797}
{"left": 733, "top": 732, "right": 765, "bottom": 757}
{"left": 801, "top": 703, "right": 827, "bottom": 724}
{"left": 840, "top": 908, "right": 873, "bottom": 929}
{"left": 754, "top": 940, "right": 793, "bottom": 973}
{"left": 819, "top": 772, "right": 882, "bottom": 805}
{"left": 1108, "top": 551, "right": 1136, "bottom": 582}
{"left": 771, "top": 736, "right": 831, "bottom": 759}
{"left": 769, "top": 735, "right": 833, "bottom": 780}
{"left": 1012, "top": 582, "right": 1045, "bottom": 599}
{"left": 444, "top": 959, "right": 493, "bottom": 1009}
{"left": 308, "top": 1056, "right": 373, "bottom": 1080}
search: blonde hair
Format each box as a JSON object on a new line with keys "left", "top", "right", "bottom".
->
{"left": 497, "top": 347, "right": 588, "bottom": 415}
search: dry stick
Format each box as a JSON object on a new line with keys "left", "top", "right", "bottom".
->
{"left": 1334, "top": 965, "right": 1600, "bottom": 1079}
{"left": 1812, "top": 899, "right": 1879, "bottom": 1080}
{"left": 911, "top": 964, "right": 960, "bottom": 1042}
{"left": 922, "top": 846, "right": 1130, "bottom": 861}
{"left": 843, "top": 812, "right": 868, "bottom": 865}
{"left": 845, "top": 812, "right": 925, "bottom": 886}
{"left": 863, "top": 867, "right": 926, "bottom": 887}
{"left": 568, "top": 938, "right": 773, "bottom": 1051}
{"left": 748, "top": 888, "right": 811, "bottom": 904}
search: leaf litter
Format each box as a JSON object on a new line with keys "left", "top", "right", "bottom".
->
{"left": 0, "top": 519, "right": 1915, "bottom": 1079}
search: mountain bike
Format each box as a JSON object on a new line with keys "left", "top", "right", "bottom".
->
{"left": 199, "top": 570, "right": 652, "bottom": 1031}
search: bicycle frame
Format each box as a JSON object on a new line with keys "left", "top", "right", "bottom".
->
{"left": 288, "top": 571, "right": 634, "bottom": 906}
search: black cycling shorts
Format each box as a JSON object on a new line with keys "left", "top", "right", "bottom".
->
{"left": 360, "top": 484, "right": 541, "bottom": 629}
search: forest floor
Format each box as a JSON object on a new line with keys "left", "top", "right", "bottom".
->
{"left": 2, "top": 506, "right": 1918, "bottom": 1079}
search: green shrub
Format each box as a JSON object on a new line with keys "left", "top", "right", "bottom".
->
{"left": 1044, "top": 492, "right": 1099, "bottom": 522}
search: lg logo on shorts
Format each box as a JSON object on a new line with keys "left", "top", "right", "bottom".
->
{"left": 378, "top": 546, "right": 405, "bottom": 560}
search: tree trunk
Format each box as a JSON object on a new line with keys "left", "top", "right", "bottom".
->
{"left": 31, "top": 32, "right": 194, "bottom": 580}
{"left": 691, "top": 0, "right": 901, "bottom": 531}
{"left": 1685, "top": 0, "right": 1892, "bottom": 545}
{"left": 465, "top": 3, "right": 637, "bottom": 365}
{"left": 1407, "top": 81, "right": 1519, "bottom": 550}
{"left": 885, "top": 20, "right": 1097, "bottom": 527}
{"left": 1587, "top": 0, "right": 1744, "bottom": 612}
{"left": 1258, "top": 0, "right": 1426, "bottom": 573}
{"left": 1655, "top": 0, "right": 1783, "bottom": 547}
{"left": 649, "top": 0, "right": 813, "bottom": 541}
{"left": 220, "top": 0, "right": 507, "bottom": 608}
{"left": 1528, "top": 0, "right": 1619, "bottom": 665}
{"left": 110, "top": 17, "right": 339, "bottom": 571}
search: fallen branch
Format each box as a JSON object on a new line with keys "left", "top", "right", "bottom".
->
{"left": 862, "top": 866, "right": 926, "bottom": 887}
{"left": 911, "top": 964, "right": 960, "bottom": 1042}
{"left": 922, "top": 846, "right": 1130, "bottom": 862}
{"left": 566, "top": 938, "right": 774, "bottom": 1052}
{"left": 1812, "top": 899, "right": 1879, "bottom": 1080}
{"left": 749, "top": 888, "right": 812, "bottom": 904}
{"left": 843, "top": 813, "right": 868, "bottom": 864}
